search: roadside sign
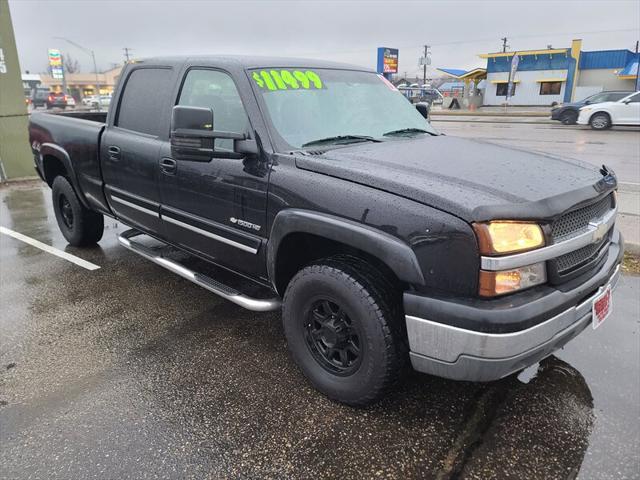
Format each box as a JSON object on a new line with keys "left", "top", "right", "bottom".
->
{"left": 48, "top": 48, "right": 64, "bottom": 79}
{"left": 48, "top": 48, "right": 62, "bottom": 66}
{"left": 377, "top": 47, "right": 399, "bottom": 77}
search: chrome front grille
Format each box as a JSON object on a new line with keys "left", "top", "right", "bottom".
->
{"left": 551, "top": 194, "right": 614, "bottom": 242}
{"left": 551, "top": 193, "right": 615, "bottom": 276}
{"left": 554, "top": 237, "right": 608, "bottom": 272}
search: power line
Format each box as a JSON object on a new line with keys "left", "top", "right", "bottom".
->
{"left": 293, "top": 27, "right": 640, "bottom": 58}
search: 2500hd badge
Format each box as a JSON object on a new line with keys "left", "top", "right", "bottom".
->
{"left": 29, "top": 55, "right": 623, "bottom": 406}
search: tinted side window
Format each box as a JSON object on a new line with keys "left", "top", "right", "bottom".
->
{"left": 605, "top": 93, "right": 626, "bottom": 102}
{"left": 588, "top": 93, "right": 607, "bottom": 103}
{"left": 627, "top": 93, "right": 640, "bottom": 103}
{"left": 117, "top": 68, "right": 173, "bottom": 136}
{"left": 177, "top": 69, "right": 249, "bottom": 150}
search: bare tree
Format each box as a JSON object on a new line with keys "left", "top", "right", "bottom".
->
{"left": 64, "top": 53, "right": 80, "bottom": 74}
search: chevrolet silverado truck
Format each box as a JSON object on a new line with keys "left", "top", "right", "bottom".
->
{"left": 28, "top": 56, "right": 623, "bottom": 406}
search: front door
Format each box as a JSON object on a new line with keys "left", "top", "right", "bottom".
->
{"left": 101, "top": 66, "right": 175, "bottom": 234}
{"left": 619, "top": 92, "right": 640, "bottom": 124}
{"left": 158, "top": 68, "right": 270, "bottom": 278}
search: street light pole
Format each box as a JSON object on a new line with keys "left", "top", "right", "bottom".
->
{"left": 53, "top": 36, "right": 102, "bottom": 111}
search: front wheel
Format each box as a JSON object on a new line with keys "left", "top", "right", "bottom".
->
{"left": 560, "top": 110, "right": 578, "bottom": 125}
{"left": 282, "top": 255, "right": 406, "bottom": 406}
{"left": 52, "top": 176, "right": 104, "bottom": 246}
{"left": 589, "top": 112, "right": 611, "bottom": 130}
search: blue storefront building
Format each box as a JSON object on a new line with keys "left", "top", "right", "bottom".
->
{"left": 480, "top": 40, "right": 639, "bottom": 106}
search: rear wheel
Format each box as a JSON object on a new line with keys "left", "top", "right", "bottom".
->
{"left": 560, "top": 110, "right": 578, "bottom": 125}
{"left": 52, "top": 176, "right": 104, "bottom": 246}
{"left": 589, "top": 112, "right": 611, "bottom": 130}
{"left": 282, "top": 255, "right": 406, "bottom": 406}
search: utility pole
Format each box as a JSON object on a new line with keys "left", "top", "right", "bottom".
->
{"left": 123, "top": 47, "right": 133, "bottom": 63}
{"left": 60, "top": 53, "right": 68, "bottom": 96}
{"left": 635, "top": 40, "right": 639, "bottom": 92}
{"left": 422, "top": 45, "right": 430, "bottom": 86}
{"left": 501, "top": 37, "right": 509, "bottom": 53}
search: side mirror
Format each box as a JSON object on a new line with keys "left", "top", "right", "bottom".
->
{"left": 170, "top": 105, "right": 254, "bottom": 161}
{"left": 172, "top": 105, "right": 213, "bottom": 131}
{"left": 415, "top": 102, "right": 430, "bottom": 120}
{"left": 584, "top": 100, "right": 591, "bottom": 105}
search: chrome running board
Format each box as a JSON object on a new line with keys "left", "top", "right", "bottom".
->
{"left": 117, "top": 229, "right": 281, "bottom": 312}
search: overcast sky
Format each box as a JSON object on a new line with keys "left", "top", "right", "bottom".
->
{"left": 8, "top": 0, "right": 640, "bottom": 77}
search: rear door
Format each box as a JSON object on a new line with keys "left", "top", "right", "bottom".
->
{"left": 158, "top": 67, "right": 269, "bottom": 277}
{"left": 101, "top": 66, "right": 176, "bottom": 234}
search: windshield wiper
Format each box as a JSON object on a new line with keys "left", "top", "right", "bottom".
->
{"left": 382, "top": 128, "right": 433, "bottom": 137}
{"left": 301, "top": 135, "right": 381, "bottom": 148}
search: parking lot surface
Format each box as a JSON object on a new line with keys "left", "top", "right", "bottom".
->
{"left": 1, "top": 123, "right": 639, "bottom": 479}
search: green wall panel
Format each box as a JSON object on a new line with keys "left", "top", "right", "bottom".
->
{"left": 0, "top": 0, "right": 34, "bottom": 179}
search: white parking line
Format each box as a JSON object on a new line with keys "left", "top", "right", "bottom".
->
{"left": 0, "top": 226, "right": 100, "bottom": 271}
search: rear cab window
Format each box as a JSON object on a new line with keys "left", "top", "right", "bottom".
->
{"left": 116, "top": 68, "right": 173, "bottom": 137}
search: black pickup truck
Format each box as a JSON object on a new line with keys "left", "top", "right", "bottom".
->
{"left": 29, "top": 56, "right": 623, "bottom": 406}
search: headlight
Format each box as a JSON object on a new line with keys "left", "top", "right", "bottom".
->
{"left": 479, "top": 262, "right": 547, "bottom": 297}
{"left": 473, "top": 221, "right": 545, "bottom": 255}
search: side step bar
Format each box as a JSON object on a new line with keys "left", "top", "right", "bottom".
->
{"left": 117, "top": 229, "right": 282, "bottom": 312}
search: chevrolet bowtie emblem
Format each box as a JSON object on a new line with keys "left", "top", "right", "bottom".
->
{"left": 589, "top": 219, "right": 608, "bottom": 242}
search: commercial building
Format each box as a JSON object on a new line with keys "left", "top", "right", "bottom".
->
{"left": 39, "top": 65, "right": 122, "bottom": 99}
{"left": 480, "top": 40, "right": 639, "bottom": 106}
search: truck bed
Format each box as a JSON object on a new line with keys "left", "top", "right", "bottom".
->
{"left": 29, "top": 111, "right": 110, "bottom": 214}
{"left": 48, "top": 110, "right": 108, "bottom": 123}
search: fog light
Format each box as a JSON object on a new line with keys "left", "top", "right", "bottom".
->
{"left": 479, "top": 262, "right": 547, "bottom": 297}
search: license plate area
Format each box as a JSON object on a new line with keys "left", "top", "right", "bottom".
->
{"left": 592, "top": 284, "right": 612, "bottom": 329}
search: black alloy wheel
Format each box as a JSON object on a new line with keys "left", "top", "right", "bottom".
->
{"left": 59, "top": 194, "right": 74, "bottom": 229}
{"left": 51, "top": 176, "right": 104, "bottom": 246}
{"left": 282, "top": 254, "right": 407, "bottom": 406}
{"left": 304, "top": 298, "right": 362, "bottom": 376}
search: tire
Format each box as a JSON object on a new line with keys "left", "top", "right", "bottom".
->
{"left": 282, "top": 254, "right": 407, "bottom": 406}
{"left": 560, "top": 110, "right": 578, "bottom": 125}
{"left": 52, "top": 176, "right": 104, "bottom": 246}
{"left": 589, "top": 112, "right": 611, "bottom": 130}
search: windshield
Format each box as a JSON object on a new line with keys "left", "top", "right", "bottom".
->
{"left": 251, "top": 68, "right": 437, "bottom": 149}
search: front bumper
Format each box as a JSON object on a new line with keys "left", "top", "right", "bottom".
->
{"left": 405, "top": 230, "right": 623, "bottom": 382}
{"left": 576, "top": 110, "right": 591, "bottom": 125}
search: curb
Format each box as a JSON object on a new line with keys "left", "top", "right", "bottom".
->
{"left": 431, "top": 118, "right": 555, "bottom": 125}
{"left": 0, "top": 176, "right": 40, "bottom": 186}
{"left": 431, "top": 111, "right": 549, "bottom": 118}
{"left": 625, "top": 242, "right": 640, "bottom": 256}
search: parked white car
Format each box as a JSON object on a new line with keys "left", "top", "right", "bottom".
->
{"left": 81, "top": 95, "right": 111, "bottom": 108}
{"left": 81, "top": 95, "right": 97, "bottom": 106}
{"left": 577, "top": 91, "right": 640, "bottom": 129}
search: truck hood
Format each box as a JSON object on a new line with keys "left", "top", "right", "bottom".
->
{"left": 295, "top": 135, "right": 614, "bottom": 222}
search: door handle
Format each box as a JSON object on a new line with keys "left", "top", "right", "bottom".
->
{"left": 160, "top": 157, "right": 177, "bottom": 175}
{"left": 108, "top": 145, "right": 121, "bottom": 161}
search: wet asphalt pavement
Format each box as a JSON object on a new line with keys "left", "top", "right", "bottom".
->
{"left": 1, "top": 179, "right": 639, "bottom": 478}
